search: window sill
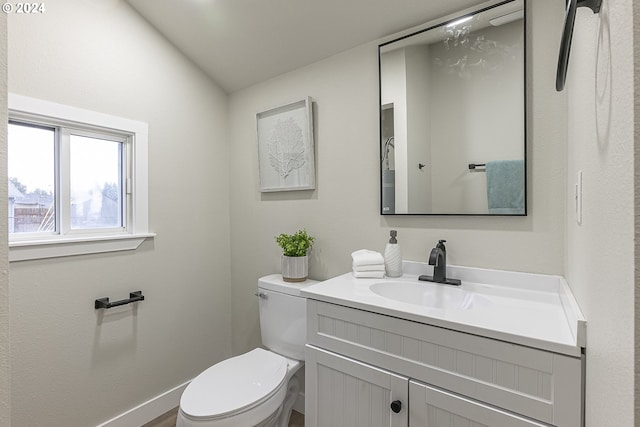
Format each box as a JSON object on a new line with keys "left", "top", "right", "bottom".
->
{"left": 9, "top": 233, "right": 156, "bottom": 262}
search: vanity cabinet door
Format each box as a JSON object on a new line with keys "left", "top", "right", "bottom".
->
{"left": 306, "top": 345, "right": 408, "bottom": 427}
{"left": 409, "top": 380, "right": 548, "bottom": 427}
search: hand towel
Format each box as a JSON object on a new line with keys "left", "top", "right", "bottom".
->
{"left": 352, "top": 270, "right": 385, "bottom": 279}
{"left": 352, "top": 264, "right": 386, "bottom": 273}
{"left": 486, "top": 159, "right": 525, "bottom": 215}
{"left": 351, "top": 249, "right": 385, "bottom": 268}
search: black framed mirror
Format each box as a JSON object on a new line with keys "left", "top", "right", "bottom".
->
{"left": 379, "top": 0, "right": 526, "bottom": 215}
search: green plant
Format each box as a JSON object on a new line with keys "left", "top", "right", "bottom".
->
{"left": 275, "top": 229, "right": 315, "bottom": 257}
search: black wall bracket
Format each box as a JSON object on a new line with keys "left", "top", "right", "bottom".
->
{"left": 556, "top": 0, "right": 603, "bottom": 91}
{"left": 95, "top": 291, "right": 145, "bottom": 309}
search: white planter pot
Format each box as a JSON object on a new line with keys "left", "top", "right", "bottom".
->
{"left": 281, "top": 255, "right": 308, "bottom": 282}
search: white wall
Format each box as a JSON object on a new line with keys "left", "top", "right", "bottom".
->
{"left": 228, "top": 0, "right": 566, "bottom": 356}
{"left": 565, "top": 1, "right": 635, "bottom": 426}
{"left": 636, "top": 6, "right": 640, "bottom": 423}
{"left": 0, "top": 11, "right": 10, "bottom": 427}
{"left": 7, "top": 1, "right": 231, "bottom": 426}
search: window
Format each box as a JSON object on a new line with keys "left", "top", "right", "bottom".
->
{"left": 8, "top": 122, "right": 55, "bottom": 234}
{"left": 8, "top": 123, "right": 126, "bottom": 235}
{"left": 8, "top": 94, "right": 154, "bottom": 261}
{"left": 69, "top": 133, "right": 124, "bottom": 230}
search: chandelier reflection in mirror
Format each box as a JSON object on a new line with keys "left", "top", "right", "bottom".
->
{"left": 436, "top": 12, "right": 523, "bottom": 80}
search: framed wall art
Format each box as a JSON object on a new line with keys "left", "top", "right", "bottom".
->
{"left": 256, "top": 97, "right": 315, "bottom": 192}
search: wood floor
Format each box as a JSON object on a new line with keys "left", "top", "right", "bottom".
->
{"left": 141, "top": 408, "right": 177, "bottom": 427}
{"left": 142, "top": 407, "right": 304, "bottom": 427}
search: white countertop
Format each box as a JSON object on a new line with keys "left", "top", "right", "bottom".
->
{"left": 302, "top": 261, "right": 586, "bottom": 357}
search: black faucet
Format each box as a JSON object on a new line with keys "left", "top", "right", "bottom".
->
{"left": 430, "top": 240, "right": 447, "bottom": 282}
{"left": 419, "top": 240, "right": 461, "bottom": 286}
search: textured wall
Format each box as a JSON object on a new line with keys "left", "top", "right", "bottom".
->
{"left": 565, "top": 1, "right": 635, "bottom": 426}
{"left": 228, "top": 0, "right": 567, "bottom": 356}
{"left": 0, "top": 10, "right": 10, "bottom": 427}
{"left": 7, "top": 1, "right": 231, "bottom": 426}
{"left": 636, "top": 2, "right": 640, "bottom": 423}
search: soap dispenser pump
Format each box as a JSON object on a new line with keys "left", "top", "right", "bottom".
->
{"left": 384, "top": 230, "right": 402, "bottom": 278}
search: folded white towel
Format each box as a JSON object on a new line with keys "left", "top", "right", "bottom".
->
{"left": 351, "top": 249, "right": 385, "bottom": 268}
{"left": 352, "top": 270, "right": 385, "bottom": 279}
{"left": 352, "top": 264, "right": 386, "bottom": 273}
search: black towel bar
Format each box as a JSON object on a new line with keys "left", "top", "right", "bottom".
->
{"left": 95, "top": 291, "right": 144, "bottom": 309}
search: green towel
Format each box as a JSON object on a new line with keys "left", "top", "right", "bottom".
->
{"left": 486, "top": 160, "right": 525, "bottom": 215}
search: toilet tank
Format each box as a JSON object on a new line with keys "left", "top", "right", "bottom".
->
{"left": 258, "top": 274, "right": 318, "bottom": 361}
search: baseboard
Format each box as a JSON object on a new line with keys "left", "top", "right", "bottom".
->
{"left": 96, "top": 380, "right": 189, "bottom": 427}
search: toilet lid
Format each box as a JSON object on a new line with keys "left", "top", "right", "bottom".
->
{"left": 180, "top": 348, "right": 288, "bottom": 419}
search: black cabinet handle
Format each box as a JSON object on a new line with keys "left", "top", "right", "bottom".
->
{"left": 390, "top": 400, "right": 402, "bottom": 413}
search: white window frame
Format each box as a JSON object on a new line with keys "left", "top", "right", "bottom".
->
{"left": 8, "top": 93, "right": 155, "bottom": 261}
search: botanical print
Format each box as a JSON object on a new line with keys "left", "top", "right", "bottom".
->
{"left": 257, "top": 97, "right": 315, "bottom": 192}
{"left": 267, "top": 117, "right": 306, "bottom": 179}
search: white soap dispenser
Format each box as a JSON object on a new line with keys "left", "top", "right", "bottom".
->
{"left": 384, "top": 230, "right": 402, "bottom": 277}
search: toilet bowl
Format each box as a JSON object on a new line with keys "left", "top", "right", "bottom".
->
{"left": 176, "top": 348, "right": 301, "bottom": 427}
{"left": 176, "top": 275, "right": 317, "bottom": 427}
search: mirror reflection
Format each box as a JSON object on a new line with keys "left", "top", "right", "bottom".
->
{"left": 380, "top": 0, "right": 525, "bottom": 215}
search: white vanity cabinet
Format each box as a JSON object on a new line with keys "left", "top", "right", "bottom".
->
{"left": 305, "top": 300, "right": 584, "bottom": 427}
{"left": 306, "top": 345, "right": 408, "bottom": 427}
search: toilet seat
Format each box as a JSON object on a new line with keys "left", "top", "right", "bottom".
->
{"left": 180, "top": 348, "right": 289, "bottom": 422}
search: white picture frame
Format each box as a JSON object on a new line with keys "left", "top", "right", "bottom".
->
{"left": 256, "top": 97, "right": 315, "bottom": 192}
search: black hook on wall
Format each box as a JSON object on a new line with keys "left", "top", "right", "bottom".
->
{"left": 556, "top": 0, "right": 602, "bottom": 91}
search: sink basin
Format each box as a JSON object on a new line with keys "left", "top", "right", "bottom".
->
{"left": 370, "top": 281, "right": 490, "bottom": 310}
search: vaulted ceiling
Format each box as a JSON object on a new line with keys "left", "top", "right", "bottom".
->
{"left": 126, "top": 0, "right": 489, "bottom": 93}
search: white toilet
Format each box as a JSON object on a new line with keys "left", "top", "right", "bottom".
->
{"left": 176, "top": 274, "right": 317, "bottom": 427}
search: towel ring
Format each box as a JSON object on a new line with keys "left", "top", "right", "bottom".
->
{"left": 556, "top": 0, "right": 602, "bottom": 91}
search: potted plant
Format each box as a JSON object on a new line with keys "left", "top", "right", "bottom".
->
{"left": 275, "top": 229, "right": 315, "bottom": 282}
